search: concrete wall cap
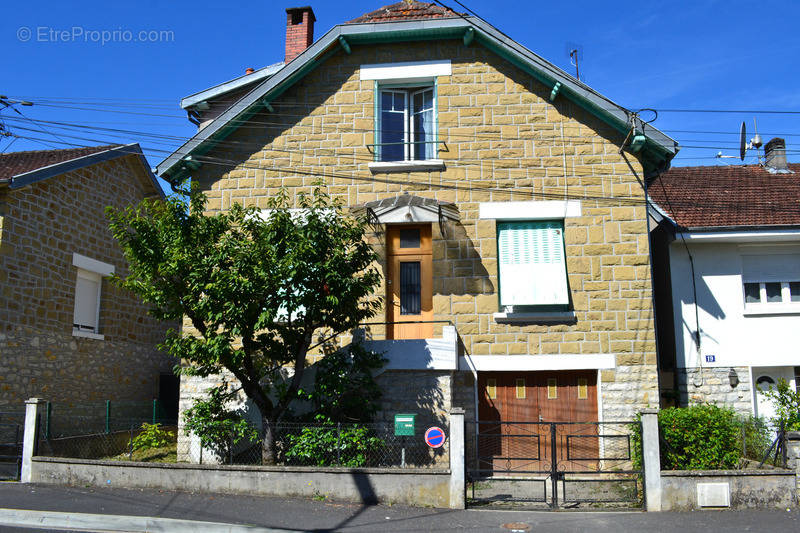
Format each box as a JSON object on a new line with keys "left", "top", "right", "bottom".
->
{"left": 25, "top": 398, "right": 46, "bottom": 405}
{"left": 785, "top": 431, "right": 800, "bottom": 440}
{"left": 660, "top": 469, "right": 795, "bottom": 477}
{"left": 640, "top": 408, "right": 659, "bottom": 415}
{"left": 450, "top": 407, "right": 465, "bottom": 415}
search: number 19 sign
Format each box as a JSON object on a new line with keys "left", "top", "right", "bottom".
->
{"left": 424, "top": 426, "right": 446, "bottom": 448}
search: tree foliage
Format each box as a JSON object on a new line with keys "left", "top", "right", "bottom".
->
{"left": 297, "top": 342, "right": 386, "bottom": 423}
{"left": 106, "top": 186, "right": 383, "bottom": 462}
{"left": 760, "top": 378, "right": 800, "bottom": 431}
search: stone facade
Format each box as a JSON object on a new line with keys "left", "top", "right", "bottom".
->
{"left": 0, "top": 155, "right": 176, "bottom": 408}
{"left": 676, "top": 366, "right": 753, "bottom": 414}
{"left": 175, "top": 36, "right": 663, "bottom": 439}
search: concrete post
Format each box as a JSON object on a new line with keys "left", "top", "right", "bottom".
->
{"left": 449, "top": 407, "right": 465, "bottom": 509}
{"left": 640, "top": 408, "right": 662, "bottom": 512}
{"left": 785, "top": 431, "right": 800, "bottom": 504}
{"left": 21, "top": 398, "right": 45, "bottom": 483}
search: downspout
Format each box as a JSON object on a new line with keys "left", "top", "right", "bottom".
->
{"left": 618, "top": 118, "right": 663, "bottom": 409}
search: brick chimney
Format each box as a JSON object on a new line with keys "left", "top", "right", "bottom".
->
{"left": 764, "top": 137, "right": 789, "bottom": 172}
{"left": 285, "top": 6, "right": 315, "bottom": 64}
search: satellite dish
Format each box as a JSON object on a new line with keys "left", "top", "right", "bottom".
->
{"left": 739, "top": 121, "right": 746, "bottom": 161}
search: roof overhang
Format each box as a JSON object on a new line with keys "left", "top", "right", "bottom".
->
{"left": 9, "top": 144, "right": 163, "bottom": 197}
{"left": 157, "top": 16, "right": 678, "bottom": 182}
{"left": 674, "top": 227, "right": 800, "bottom": 243}
{"left": 180, "top": 62, "right": 284, "bottom": 110}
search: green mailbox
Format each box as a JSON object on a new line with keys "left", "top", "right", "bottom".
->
{"left": 394, "top": 413, "right": 416, "bottom": 436}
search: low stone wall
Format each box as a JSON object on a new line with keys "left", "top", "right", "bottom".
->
{"left": 30, "top": 456, "right": 451, "bottom": 508}
{"left": 661, "top": 470, "right": 797, "bottom": 511}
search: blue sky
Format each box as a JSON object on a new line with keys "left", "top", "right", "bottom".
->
{"left": 2, "top": 0, "right": 798, "bottom": 194}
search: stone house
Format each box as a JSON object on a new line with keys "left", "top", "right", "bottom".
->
{"left": 157, "top": 1, "right": 678, "bottom": 446}
{"left": 650, "top": 137, "right": 800, "bottom": 422}
{"left": 0, "top": 143, "right": 177, "bottom": 413}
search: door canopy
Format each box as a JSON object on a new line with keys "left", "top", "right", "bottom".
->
{"left": 359, "top": 193, "right": 459, "bottom": 237}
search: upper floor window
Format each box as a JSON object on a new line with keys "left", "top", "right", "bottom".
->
{"left": 743, "top": 280, "right": 800, "bottom": 306}
{"left": 497, "top": 220, "right": 570, "bottom": 311}
{"left": 359, "top": 60, "right": 450, "bottom": 169}
{"left": 378, "top": 86, "right": 435, "bottom": 162}
{"left": 72, "top": 253, "right": 114, "bottom": 340}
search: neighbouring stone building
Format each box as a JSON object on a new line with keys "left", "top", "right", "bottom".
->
{"left": 158, "top": 2, "right": 678, "bottom": 461}
{"left": 0, "top": 144, "right": 177, "bottom": 412}
{"left": 650, "top": 138, "right": 800, "bottom": 422}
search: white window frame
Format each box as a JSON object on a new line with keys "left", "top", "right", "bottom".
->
{"left": 742, "top": 279, "right": 800, "bottom": 316}
{"left": 72, "top": 253, "right": 114, "bottom": 340}
{"left": 376, "top": 85, "right": 436, "bottom": 163}
{"left": 361, "top": 61, "right": 448, "bottom": 173}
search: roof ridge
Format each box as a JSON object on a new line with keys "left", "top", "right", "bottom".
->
{"left": 0, "top": 144, "right": 121, "bottom": 158}
{"left": 347, "top": 1, "right": 463, "bottom": 24}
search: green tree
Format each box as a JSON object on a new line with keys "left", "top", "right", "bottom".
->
{"left": 107, "top": 186, "right": 382, "bottom": 463}
{"left": 760, "top": 378, "right": 800, "bottom": 431}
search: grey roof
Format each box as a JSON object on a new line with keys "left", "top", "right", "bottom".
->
{"left": 180, "top": 62, "right": 284, "bottom": 110}
{"left": 158, "top": 16, "right": 678, "bottom": 180}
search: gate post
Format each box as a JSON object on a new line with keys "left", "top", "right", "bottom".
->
{"left": 21, "top": 398, "right": 45, "bottom": 483}
{"left": 785, "top": 431, "right": 800, "bottom": 504}
{"left": 640, "top": 409, "right": 661, "bottom": 512}
{"left": 449, "top": 407, "right": 466, "bottom": 509}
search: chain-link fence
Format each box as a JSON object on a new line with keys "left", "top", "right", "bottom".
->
{"left": 33, "top": 404, "right": 449, "bottom": 469}
{"left": 177, "top": 421, "right": 449, "bottom": 468}
{"left": 35, "top": 400, "right": 178, "bottom": 461}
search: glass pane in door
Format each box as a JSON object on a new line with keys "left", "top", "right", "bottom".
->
{"left": 399, "top": 261, "right": 421, "bottom": 314}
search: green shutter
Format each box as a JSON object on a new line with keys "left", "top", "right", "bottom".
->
{"left": 498, "top": 221, "right": 569, "bottom": 307}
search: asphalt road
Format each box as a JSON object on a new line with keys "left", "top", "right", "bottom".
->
{"left": 0, "top": 482, "right": 798, "bottom": 532}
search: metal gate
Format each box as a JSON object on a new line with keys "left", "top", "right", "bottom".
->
{"left": 0, "top": 422, "right": 23, "bottom": 481}
{"left": 465, "top": 421, "right": 643, "bottom": 509}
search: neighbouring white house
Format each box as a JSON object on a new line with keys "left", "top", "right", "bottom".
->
{"left": 650, "top": 137, "right": 800, "bottom": 424}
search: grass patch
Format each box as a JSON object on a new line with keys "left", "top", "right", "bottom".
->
{"left": 108, "top": 443, "right": 177, "bottom": 463}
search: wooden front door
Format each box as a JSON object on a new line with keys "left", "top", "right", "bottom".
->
{"left": 477, "top": 371, "right": 598, "bottom": 471}
{"left": 386, "top": 224, "right": 432, "bottom": 339}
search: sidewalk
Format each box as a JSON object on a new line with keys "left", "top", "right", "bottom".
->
{"left": 0, "top": 483, "right": 798, "bottom": 532}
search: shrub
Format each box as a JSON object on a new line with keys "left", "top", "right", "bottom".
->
{"left": 283, "top": 422, "right": 384, "bottom": 467}
{"left": 632, "top": 405, "right": 742, "bottom": 470}
{"left": 183, "top": 385, "right": 258, "bottom": 459}
{"left": 131, "top": 423, "right": 175, "bottom": 451}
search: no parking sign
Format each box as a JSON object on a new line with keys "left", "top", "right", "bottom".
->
{"left": 424, "top": 426, "right": 446, "bottom": 448}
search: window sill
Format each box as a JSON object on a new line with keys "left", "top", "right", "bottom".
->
{"left": 368, "top": 160, "right": 445, "bottom": 174}
{"left": 493, "top": 311, "right": 576, "bottom": 324}
{"left": 72, "top": 329, "right": 104, "bottom": 341}
{"left": 743, "top": 305, "right": 800, "bottom": 317}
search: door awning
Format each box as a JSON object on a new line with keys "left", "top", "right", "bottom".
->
{"left": 356, "top": 193, "right": 459, "bottom": 237}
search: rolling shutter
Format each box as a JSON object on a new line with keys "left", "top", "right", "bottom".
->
{"left": 73, "top": 270, "right": 101, "bottom": 331}
{"left": 498, "top": 221, "right": 569, "bottom": 307}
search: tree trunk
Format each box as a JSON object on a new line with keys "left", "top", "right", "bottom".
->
{"left": 261, "top": 416, "right": 277, "bottom": 465}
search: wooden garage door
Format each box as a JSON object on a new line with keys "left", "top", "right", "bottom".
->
{"left": 477, "top": 371, "right": 598, "bottom": 471}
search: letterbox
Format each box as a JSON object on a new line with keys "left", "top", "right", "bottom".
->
{"left": 394, "top": 413, "right": 416, "bottom": 436}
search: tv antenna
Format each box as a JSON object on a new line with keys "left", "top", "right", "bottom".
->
{"left": 716, "top": 119, "right": 763, "bottom": 161}
{"left": 565, "top": 43, "right": 583, "bottom": 81}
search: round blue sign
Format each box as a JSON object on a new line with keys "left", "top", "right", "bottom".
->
{"left": 424, "top": 426, "right": 446, "bottom": 448}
